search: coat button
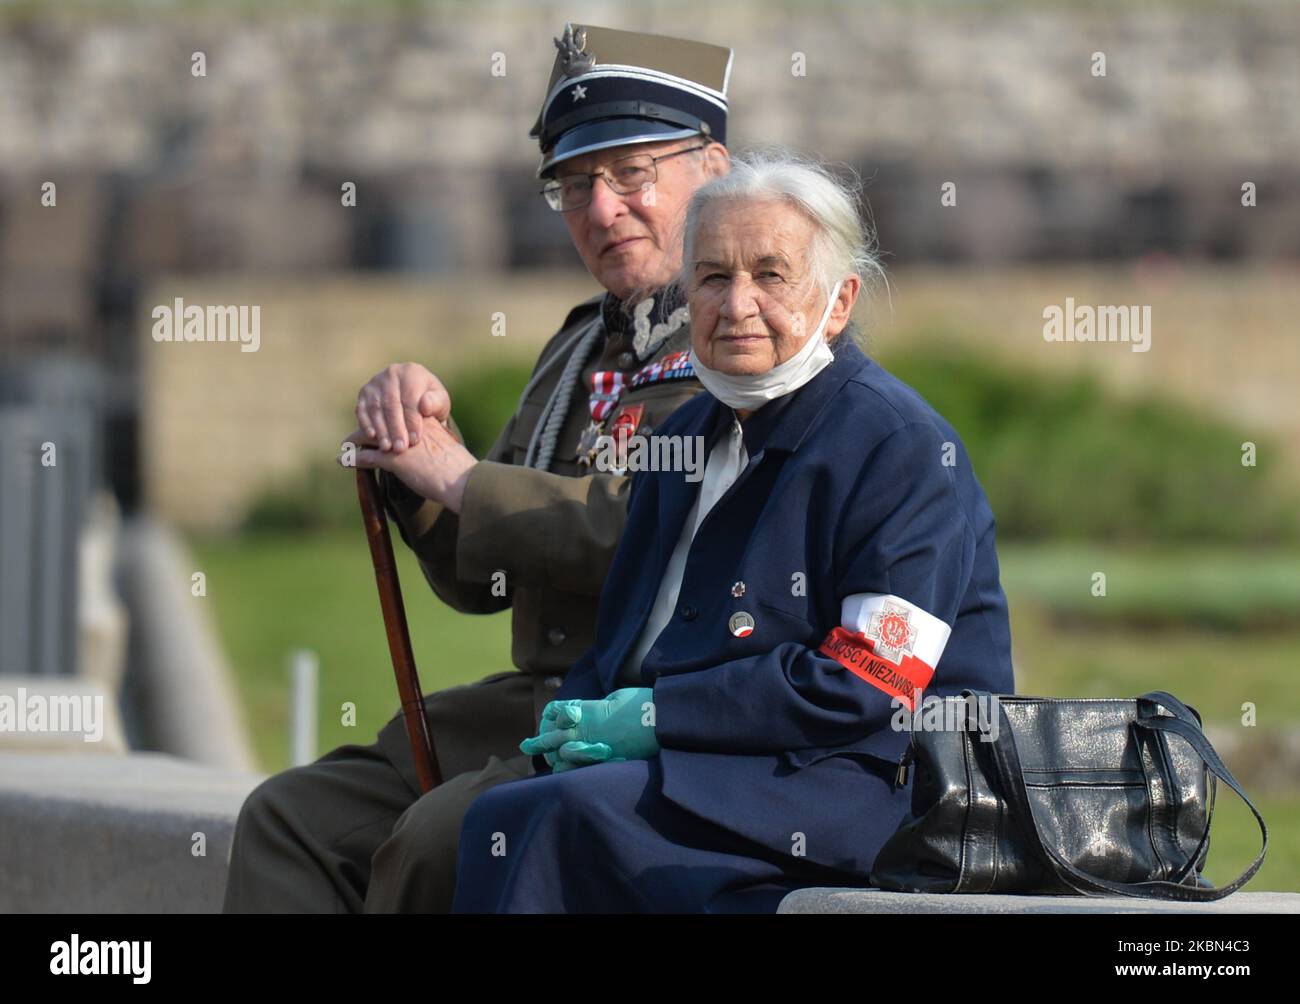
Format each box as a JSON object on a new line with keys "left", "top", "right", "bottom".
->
{"left": 617, "top": 351, "right": 635, "bottom": 369}
{"left": 678, "top": 604, "right": 697, "bottom": 621}
{"left": 546, "top": 627, "right": 567, "bottom": 646}
{"left": 543, "top": 675, "right": 563, "bottom": 689}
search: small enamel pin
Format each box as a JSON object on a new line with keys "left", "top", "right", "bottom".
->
{"left": 730, "top": 581, "right": 746, "bottom": 598}
{"left": 729, "top": 611, "right": 754, "bottom": 638}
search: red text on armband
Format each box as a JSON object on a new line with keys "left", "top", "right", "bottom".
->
{"left": 817, "top": 627, "right": 936, "bottom": 711}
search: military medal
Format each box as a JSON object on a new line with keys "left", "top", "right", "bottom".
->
{"left": 576, "top": 420, "right": 604, "bottom": 467}
{"left": 628, "top": 350, "right": 693, "bottom": 389}
{"left": 607, "top": 404, "right": 644, "bottom": 472}
{"left": 575, "top": 351, "right": 694, "bottom": 467}
{"left": 576, "top": 369, "right": 626, "bottom": 467}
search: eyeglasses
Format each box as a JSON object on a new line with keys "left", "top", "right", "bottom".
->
{"left": 541, "top": 143, "right": 710, "bottom": 212}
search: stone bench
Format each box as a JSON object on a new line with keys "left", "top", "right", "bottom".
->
{"left": 0, "top": 751, "right": 263, "bottom": 913}
{"left": 3, "top": 750, "right": 1294, "bottom": 914}
{"left": 777, "top": 888, "right": 1300, "bottom": 914}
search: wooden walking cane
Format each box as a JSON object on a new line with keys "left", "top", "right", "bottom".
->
{"left": 356, "top": 468, "right": 443, "bottom": 793}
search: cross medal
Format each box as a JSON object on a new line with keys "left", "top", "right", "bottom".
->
{"left": 577, "top": 370, "right": 626, "bottom": 467}
{"left": 576, "top": 419, "right": 604, "bottom": 467}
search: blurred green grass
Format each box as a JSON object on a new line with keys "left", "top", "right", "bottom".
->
{"left": 1200, "top": 792, "right": 1293, "bottom": 893}
{"left": 999, "top": 543, "right": 1300, "bottom": 633}
{"left": 1001, "top": 544, "right": 1300, "bottom": 722}
{"left": 188, "top": 527, "right": 513, "bottom": 775}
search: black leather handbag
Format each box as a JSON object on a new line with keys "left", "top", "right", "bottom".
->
{"left": 869, "top": 691, "right": 1268, "bottom": 901}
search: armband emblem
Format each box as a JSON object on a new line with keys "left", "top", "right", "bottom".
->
{"left": 817, "top": 594, "right": 952, "bottom": 710}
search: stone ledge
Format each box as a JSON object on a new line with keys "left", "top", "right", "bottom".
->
{"left": 0, "top": 751, "right": 264, "bottom": 913}
{"left": 5, "top": 751, "right": 1293, "bottom": 915}
{"left": 115, "top": 518, "right": 257, "bottom": 770}
{"left": 777, "top": 888, "right": 1300, "bottom": 914}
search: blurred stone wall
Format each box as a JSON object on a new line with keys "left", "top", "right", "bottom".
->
{"left": 3, "top": 0, "right": 1298, "bottom": 525}
{"left": 0, "top": 1, "right": 1295, "bottom": 292}
{"left": 138, "top": 271, "right": 600, "bottom": 530}
{"left": 4, "top": 2, "right": 1297, "bottom": 174}
{"left": 136, "top": 262, "right": 1300, "bottom": 531}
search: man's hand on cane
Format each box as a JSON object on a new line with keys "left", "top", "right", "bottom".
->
{"left": 342, "top": 362, "right": 478, "bottom": 513}
{"left": 355, "top": 362, "right": 452, "bottom": 452}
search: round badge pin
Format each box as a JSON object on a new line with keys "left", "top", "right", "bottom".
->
{"left": 729, "top": 611, "right": 755, "bottom": 638}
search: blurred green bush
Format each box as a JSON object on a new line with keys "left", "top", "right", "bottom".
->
{"left": 444, "top": 360, "right": 537, "bottom": 456}
{"left": 241, "top": 361, "right": 537, "bottom": 532}
{"left": 243, "top": 460, "right": 361, "bottom": 532}
{"left": 878, "top": 341, "right": 1298, "bottom": 545}
{"left": 244, "top": 349, "right": 1298, "bottom": 543}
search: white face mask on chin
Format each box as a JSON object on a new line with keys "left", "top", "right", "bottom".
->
{"left": 688, "top": 279, "right": 843, "bottom": 412}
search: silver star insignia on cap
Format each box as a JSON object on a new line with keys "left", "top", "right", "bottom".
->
{"left": 571, "top": 84, "right": 587, "bottom": 101}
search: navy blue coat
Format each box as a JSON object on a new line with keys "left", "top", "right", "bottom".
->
{"left": 549, "top": 337, "right": 1015, "bottom": 877}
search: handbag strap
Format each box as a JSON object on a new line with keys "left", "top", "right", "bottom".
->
{"left": 1135, "top": 690, "right": 1202, "bottom": 727}
{"left": 976, "top": 691, "right": 1268, "bottom": 902}
{"left": 1132, "top": 691, "right": 1212, "bottom": 884}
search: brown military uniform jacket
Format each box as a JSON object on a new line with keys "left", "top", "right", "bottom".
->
{"left": 377, "top": 291, "right": 703, "bottom": 695}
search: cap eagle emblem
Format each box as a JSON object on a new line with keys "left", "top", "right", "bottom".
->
{"left": 554, "top": 25, "right": 594, "bottom": 78}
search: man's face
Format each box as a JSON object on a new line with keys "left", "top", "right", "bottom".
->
{"left": 554, "top": 137, "right": 727, "bottom": 299}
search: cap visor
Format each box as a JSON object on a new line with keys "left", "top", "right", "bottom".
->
{"left": 538, "top": 119, "right": 700, "bottom": 177}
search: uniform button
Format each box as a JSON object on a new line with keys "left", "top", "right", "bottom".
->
{"left": 546, "top": 627, "right": 567, "bottom": 646}
{"left": 543, "top": 675, "right": 563, "bottom": 690}
{"left": 678, "top": 604, "right": 697, "bottom": 621}
{"left": 617, "top": 351, "right": 635, "bottom": 369}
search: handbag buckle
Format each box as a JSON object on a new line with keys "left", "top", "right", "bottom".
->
{"left": 894, "top": 742, "right": 916, "bottom": 788}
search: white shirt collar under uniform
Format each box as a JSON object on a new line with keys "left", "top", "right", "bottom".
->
{"left": 618, "top": 411, "right": 748, "bottom": 685}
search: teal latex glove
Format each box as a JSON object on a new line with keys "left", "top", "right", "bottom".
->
{"left": 519, "top": 688, "right": 659, "bottom": 770}
{"left": 525, "top": 701, "right": 619, "bottom": 773}
{"left": 532, "top": 700, "right": 562, "bottom": 770}
{"left": 550, "top": 740, "right": 625, "bottom": 774}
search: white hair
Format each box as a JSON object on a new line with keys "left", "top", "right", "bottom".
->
{"left": 673, "top": 148, "right": 889, "bottom": 345}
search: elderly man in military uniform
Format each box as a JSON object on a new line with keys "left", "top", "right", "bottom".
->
{"left": 222, "top": 24, "right": 733, "bottom": 913}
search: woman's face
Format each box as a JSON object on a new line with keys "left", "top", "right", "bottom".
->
{"left": 687, "top": 197, "right": 851, "bottom": 375}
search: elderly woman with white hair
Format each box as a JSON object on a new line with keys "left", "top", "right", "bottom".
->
{"left": 451, "top": 152, "right": 1015, "bottom": 913}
